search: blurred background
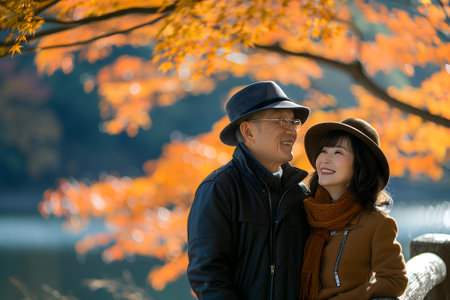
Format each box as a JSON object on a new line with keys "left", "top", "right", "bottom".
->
{"left": 1, "top": 1, "right": 449, "bottom": 299}
{"left": 0, "top": 53, "right": 202, "bottom": 299}
{"left": 1, "top": 53, "right": 449, "bottom": 300}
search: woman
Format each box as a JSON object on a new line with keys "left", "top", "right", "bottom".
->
{"left": 300, "top": 118, "right": 408, "bottom": 300}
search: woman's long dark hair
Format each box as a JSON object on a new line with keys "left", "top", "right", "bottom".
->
{"left": 308, "top": 130, "right": 391, "bottom": 211}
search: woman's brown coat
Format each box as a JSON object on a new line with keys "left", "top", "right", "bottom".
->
{"left": 316, "top": 209, "right": 408, "bottom": 300}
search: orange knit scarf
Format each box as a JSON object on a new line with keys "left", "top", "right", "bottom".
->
{"left": 299, "top": 186, "right": 362, "bottom": 300}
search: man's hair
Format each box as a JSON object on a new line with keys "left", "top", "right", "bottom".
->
{"left": 234, "top": 111, "right": 264, "bottom": 144}
{"left": 235, "top": 127, "right": 245, "bottom": 144}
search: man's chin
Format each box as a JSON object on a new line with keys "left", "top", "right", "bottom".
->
{"left": 282, "top": 154, "right": 294, "bottom": 163}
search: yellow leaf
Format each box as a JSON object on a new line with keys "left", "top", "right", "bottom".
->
{"left": 158, "top": 61, "right": 174, "bottom": 74}
{"left": 311, "top": 27, "right": 321, "bottom": 39}
{"left": 8, "top": 44, "right": 22, "bottom": 57}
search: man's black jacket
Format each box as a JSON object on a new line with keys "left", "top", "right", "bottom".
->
{"left": 187, "top": 144, "right": 309, "bottom": 300}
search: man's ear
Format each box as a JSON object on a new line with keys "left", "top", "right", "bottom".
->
{"left": 240, "top": 121, "right": 255, "bottom": 144}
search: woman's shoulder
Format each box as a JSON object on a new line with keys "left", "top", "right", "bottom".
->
{"left": 360, "top": 208, "right": 397, "bottom": 226}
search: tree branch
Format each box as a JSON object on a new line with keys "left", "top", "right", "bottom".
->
{"left": 255, "top": 43, "right": 450, "bottom": 128}
{"left": 384, "top": 0, "right": 449, "bottom": 41}
{"left": 0, "top": 4, "right": 176, "bottom": 48}
{"left": 0, "top": 15, "right": 166, "bottom": 57}
{"left": 41, "top": 5, "right": 175, "bottom": 25}
{"left": 36, "top": 0, "right": 62, "bottom": 15}
{"left": 436, "top": 0, "right": 450, "bottom": 23}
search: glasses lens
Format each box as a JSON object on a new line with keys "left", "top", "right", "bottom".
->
{"left": 280, "top": 118, "right": 301, "bottom": 130}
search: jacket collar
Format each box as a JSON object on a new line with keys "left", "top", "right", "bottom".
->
{"left": 233, "top": 143, "right": 308, "bottom": 191}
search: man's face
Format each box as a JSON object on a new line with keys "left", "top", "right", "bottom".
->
{"left": 244, "top": 109, "right": 298, "bottom": 172}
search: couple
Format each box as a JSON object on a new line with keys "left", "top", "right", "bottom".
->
{"left": 187, "top": 81, "right": 408, "bottom": 300}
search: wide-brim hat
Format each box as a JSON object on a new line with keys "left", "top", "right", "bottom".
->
{"left": 220, "top": 81, "right": 310, "bottom": 146}
{"left": 304, "top": 118, "right": 390, "bottom": 187}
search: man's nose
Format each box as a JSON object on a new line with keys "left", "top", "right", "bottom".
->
{"left": 286, "top": 127, "right": 297, "bottom": 138}
{"left": 285, "top": 123, "right": 297, "bottom": 132}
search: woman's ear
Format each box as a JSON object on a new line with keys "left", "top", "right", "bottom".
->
{"left": 240, "top": 121, "right": 255, "bottom": 144}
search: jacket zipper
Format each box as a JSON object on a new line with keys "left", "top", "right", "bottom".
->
{"left": 269, "top": 183, "right": 299, "bottom": 300}
{"left": 332, "top": 226, "right": 362, "bottom": 286}
{"left": 333, "top": 230, "right": 349, "bottom": 287}
{"left": 264, "top": 182, "right": 275, "bottom": 300}
{"left": 262, "top": 179, "right": 302, "bottom": 300}
{"left": 269, "top": 264, "right": 275, "bottom": 300}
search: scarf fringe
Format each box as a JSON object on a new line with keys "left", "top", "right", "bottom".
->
{"left": 300, "top": 272, "right": 315, "bottom": 300}
{"left": 300, "top": 230, "right": 327, "bottom": 300}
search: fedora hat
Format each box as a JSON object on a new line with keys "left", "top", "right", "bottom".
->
{"left": 219, "top": 81, "right": 310, "bottom": 146}
{"left": 304, "top": 118, "right": 390, "bottom": 187}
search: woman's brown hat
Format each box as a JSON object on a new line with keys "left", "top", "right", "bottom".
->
{"left": 304, "top": 118, "right": 390, "bottom": 187}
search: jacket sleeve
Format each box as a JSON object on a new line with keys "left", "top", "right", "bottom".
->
{"left": 329, "top": 214, "right": 408, "bottom": 300}
{"left": 368, "top": 215, "right": 408, "bottom": 297}
{"left": 187, "top": 179, "right": 239, "bottom": 300}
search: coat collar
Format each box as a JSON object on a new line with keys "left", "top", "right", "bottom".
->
{"left": 233, "top": 143, "right": 308, "bottom": 191}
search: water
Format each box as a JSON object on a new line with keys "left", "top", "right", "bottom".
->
{"left": 390, "top": 200, "right": 450, "bottom": 260}
{"left": 0, "top": 201, "right": 449, "bottom": 299}
{"left": 0, "top": 213, "right": 194, "bottom": 300}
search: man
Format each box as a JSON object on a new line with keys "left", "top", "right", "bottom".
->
{"left": 187, "top": 81, "right": 311, "bottom": 300}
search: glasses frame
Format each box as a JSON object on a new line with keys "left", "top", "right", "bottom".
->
{"left": 249, "top": 117, "right": 302, "bottom": 131}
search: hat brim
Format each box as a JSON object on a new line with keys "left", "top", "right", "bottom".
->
{"left": 219, "top": 100, "right": 310, "bottom": 146}
{"left": 304, "top": 122, "right": 390, "bottom": 187}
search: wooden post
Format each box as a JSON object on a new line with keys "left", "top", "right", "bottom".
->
{"left": 399, "top": 253, "right": 446, "bottom": 300}
{"left": 410, "top": 233, "right": 450, "bottom": 300}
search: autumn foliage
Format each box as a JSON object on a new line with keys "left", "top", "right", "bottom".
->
{"left": 2, "top": 0, "right": 449, "bottom": 292}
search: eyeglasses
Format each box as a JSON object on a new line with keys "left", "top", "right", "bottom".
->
{"left": 249, "top": 117, "right": 302, "bottom": 131}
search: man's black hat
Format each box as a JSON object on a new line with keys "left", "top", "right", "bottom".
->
{"left": 220, "top": 81, "right": 310, "bottom": 146}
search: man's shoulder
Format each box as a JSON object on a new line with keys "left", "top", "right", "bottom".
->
{"left": 193, "top": 161, "right": 241, "bottom": 202}
{"left": 201, "top": 160, "right": 239, "bottom": 185}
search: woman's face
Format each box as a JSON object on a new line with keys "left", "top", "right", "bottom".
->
{"left": 315, "top": 136, "right": 354, "bottom": 201}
